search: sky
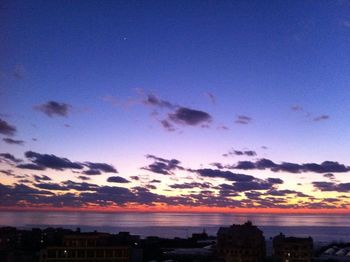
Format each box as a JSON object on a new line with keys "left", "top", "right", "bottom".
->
{"left": 1, "top": 0, "right": 350, "bottom": 213}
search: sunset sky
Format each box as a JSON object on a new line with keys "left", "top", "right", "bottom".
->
{"left": 1, "top": 0, "right": 350, "bottom": 212}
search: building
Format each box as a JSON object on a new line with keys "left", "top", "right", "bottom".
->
{"left": 217, "top": 221, "right": 266, "bottom": 262}
{"left": 273, "top": 233, "right": 313, "bottom": 262}
{"left": 40, "top": 233, "right": 130, "bottom": 262}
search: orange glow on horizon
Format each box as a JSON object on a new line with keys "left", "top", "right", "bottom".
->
{"left": 1, "top": 205, "right": 349, "bottom": 214}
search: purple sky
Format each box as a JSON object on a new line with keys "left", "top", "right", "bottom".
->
{"left": 1, "top": 0, "right": 350, "bottom": 212}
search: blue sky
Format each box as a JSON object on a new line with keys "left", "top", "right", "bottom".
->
{"left": 1, "top": 0, "right": 350, "bottom": 211}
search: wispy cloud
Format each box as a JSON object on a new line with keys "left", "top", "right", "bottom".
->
{"left": 0, "top": 118, "right": 17, "bottom": 136}
{"left": 34, "top": 101, "right": 71, "bottom": 117}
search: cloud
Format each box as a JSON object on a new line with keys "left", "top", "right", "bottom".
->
{"left": 205, "top": 92, "right": 216, "bottom": 105}
{"left": 24, "top": 151, "right": 83, "bottom": 170}
{"left": 146, "top": 184, "right": 157, "bottom": 190}
{"left": 217, "top": 125, "right": 229, "bottom": 131}
{"left": 235, "top": 115, "right": 252, "bottom": 124}
{"left": 168, "top": 107, "right": 212, "bottom": 126}
{"left": 141, "top": 93, "right": 213, "bottom": 131}
{"left": 230, "top": 158, "right": 350, "bottom": 173}
{"left": 195, "top": 168, "right": 255, "bottom": 182}
{"left": 0, "top": 153, "right": 22, "bottom": 163}
{"left": 34, "top": 101, "right": 71, "bottom": 117}
{"left": 33, "top": 175, "right": 52, "bottom": 182}
{"left": 84, "top": 162, "right": 118, "bottom": 173}
{"left": 130, "top": 176, "right": 140, "bottom": 180}
{"left": 266, "top": 189, "right": 308, "bottom": 197}
{"left": 323, "top": 173, "right": 335, "bottom": 180}
{"left": 223, "top": 149, "right": 257, "bottom": 157}
{"left": 313, "top": 115, "right": 330, "bottom": 121}
{"left": 160, "top": 119, "right": 176, "bottom": 131}
{"left": 12, "top": 151, "right": 119, "bottom": 175}
{"left": 150, "top": 179, "right": 161, "bottom": 183}
{"left": 142, "top": 154, "right": 183, "bottom": 175}
{"left": 107, "top": 176, "right": 130, "bottom": 183}
{"left": 0, "top": 183, "right": 54, "bottom": 207}
{"left": 291, "top": 105, "right": 303, "bottom": 111}
{"left": 34, "top": 180, "right": 100, "bottom": 192}
{"left": 0, "top": 118, "right": 16, "bottom": 136}
{"left": 143, "top": 94, "right": 176, "bottom": 109}
{"left": 35, "top": 183, "right": 69, "bottom": 191}
{"left": 312, "top": 181, "right": 350, "bottom": 192}
{"left": 62, "top": 180, "right": 99, "bottom": 191}
{"left": 210, "top": 162, "right": 224, "bottom": 169}
{"left": 82, "top": 169, "right": 102, "bottom": 175}
{"left": 220, "top": 177, "right": 282, "bottom": 192}
{"left": 169, "top": 182, "right": 212, "bottom": 189}
{"left": 267, "top": 178, "right": 284, "bottom": 184}
{"left": 77, "top": 175, "right": 91, "bottom": 181}
{"left": 3, "top": 138, "right": 24, "bottom": 145}
{"left": 16, "top": 163, "right": 46, "bottom": 170}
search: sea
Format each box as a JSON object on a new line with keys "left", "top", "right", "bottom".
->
{"left": 1, "top": 211, "right": 350, "bottom": 246}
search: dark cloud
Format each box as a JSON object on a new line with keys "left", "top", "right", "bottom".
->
{"left": 0, "top": 178, "right": 344, "bottom": 209}
{"left": 82, "top": 169, "right": 102, "bottom": 175}
{"left": 234, "top": 161, "right": 256, "bottom": 170}
{"left": 168, "top": 107, "right": 212, "bottom": 126}
{"left": 0, "top": 118, "right": 16, "bottom": 136}
{"left": 33, "top": 175, "right": 52, "bottom": 183}
{"left": 35, "top": 183, "right": 69, "bottom": 191}
{"left": 3, "top": 138, "right": 24, "bottom": 145}
{"left": 62, "top": 180, "right": 99, "bottom": 191}
{"left": 107, "top": 176, "right": 130, "bottom": 183}
{"left": 0, "top": 183, "right": 54, "bottom": 206}
{"left": 143, "top": 94, "right": 175, "bottom": 109}
{"left": 12, "top": 151, "right": 118, "bottom": 175}
{"left": 313, "top": 115, "right": 330, "bottom": 121}
{"left": 34, "top": 101, "right": 71, "bottom": 117}
{"left": 210, "top": 162, "right": 224, "bottom": 169}
{"left": 16, "top": 163, "right": 46, "bottom": 171}
{"left": 223, "top": 149, "right": 257, "bottom": 157}
{"left": 80, "top": 186, "right": 136, "bottom": 206}
{"left": 323, "top": 173, "right": 335, "bottom": 180}
{"left": 35, "top": 180, "right": 99, "bottom": 192}
{"left": 266, "top": 189, "right": 308, "bottom": 197}
{"left": 195, "top": 168, "right": 254, "bottom": 182}
{"left": 312, "top": 181, "right": 350, "bottom": 192}
{"left": 267, "top": 178, "right": 284, "bottom": 184}
{"left": 146, "top": 184, "right": 157, "bottom": 190}
{"left": 77, "top": 175, "right": 91, "bottom": 181}
{"left": 84, "top": 162, "right": 118, "bottom": 173}
{"left": 0, "top": 169, "right": 15, "bottom": 176}
{"left": 0, "top": 153, "right": 22, "bottom": 163}
{"left": 223, "top": 180, "right": 278, "bottom": 192}
{"left": 142, "top": 94, "right": 213, "bottom": 131}
{"left": 169, "top": 182, "right": 212, "bottom": 189}
{"left": 150, "top": 179, "right": 161, "bottom": 183}
{"left": 160, "top": 119, "right": 176, "bottom": 131}
{"left": 235, "top": 115, "right": 252, "bottom": 124}
{"left": 142, "top": 154, "right": 183, "bottom": 175}
{"left": 24, "top": 151, "right": 83, "bottom": 170}
{"left": 231, "top": 158, "right": 350, "bottom": 174}
{"left": 130, "top": 176, "right": 140, "bottom": 180}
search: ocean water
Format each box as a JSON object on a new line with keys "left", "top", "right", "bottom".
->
{"left": 0, "top": 211, "right": 349, "bottom": 243}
